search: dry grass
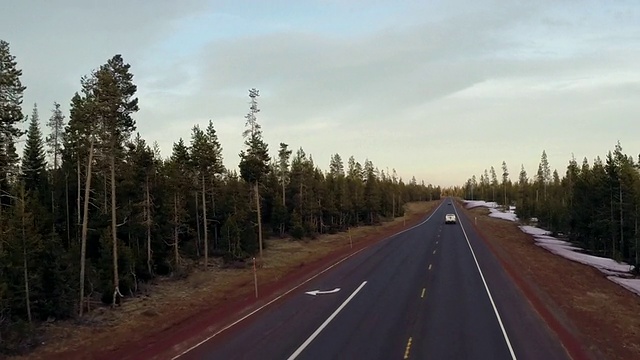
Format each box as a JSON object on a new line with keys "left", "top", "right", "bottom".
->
{"left": 467, "top": 206, "right": 640, "bottom": 360}
{"left": 14, "top": 201, "right": 437, "bottom": 360}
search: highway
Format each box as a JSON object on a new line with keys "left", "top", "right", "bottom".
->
{"left": 173, "top": 198, "right": 570, "bottom": 360}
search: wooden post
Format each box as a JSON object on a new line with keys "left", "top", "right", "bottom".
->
{"left": 253, "top": 257, "right": 258, "bottom": 298}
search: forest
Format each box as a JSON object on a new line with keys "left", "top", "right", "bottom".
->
{"left": 0, "top": 40, "right": 440, "bottom": 353}
{"left": 459, "top": 146, "right": 640, "bottom": 269}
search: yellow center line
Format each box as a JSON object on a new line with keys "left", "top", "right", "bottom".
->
{"left": 404, "top": 337, "right": 413, "bottom": 359}
{"left": 428, "top": 264, "right": 432, "bottom": 270}
{"left": 421, "top": 288, "right": 426, "bottom": 298}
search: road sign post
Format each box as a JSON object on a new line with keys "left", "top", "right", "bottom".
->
{"left": 253, "top": 257, "right": 258, "bottom": 298}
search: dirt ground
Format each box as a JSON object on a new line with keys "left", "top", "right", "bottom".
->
{"left": 462, "top": 205, "right": 640, "bottom": 360}
{"left": 12, "top": 202, "right": 438, "bottom": 360}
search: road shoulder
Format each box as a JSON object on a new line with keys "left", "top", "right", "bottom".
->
{"left": 460, "top": 204, "right": 640, "bottom": 360}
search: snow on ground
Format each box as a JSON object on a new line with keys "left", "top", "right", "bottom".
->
{"left": 535, "top": 241, "right": 632, "bottom": 275}
{"left": 488, "top": 208, "right": 518, "bottom": 222}
{"left": 464, "top": 200, "right": 498, "bottom": 209}
{"left": 608, "top": 277, "right": 640, "bottom": 296}
{"left": 520, "top": 225, "right": 550, "bottom": 236}
{"left": 462, "top": 199, "right": 638, "bottom": 295}
{"left": 463, "top": 200, "right": 517, "bottom": 221}
{"left": 518, "top": 223, "right": 633, "bottom": 276}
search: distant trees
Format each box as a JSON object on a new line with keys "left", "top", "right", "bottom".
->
{"left": 0, "top": 39, "right": 440, "bottom": 354}
{"left": 463, "top": 144, "right": 640, "bottom": 268}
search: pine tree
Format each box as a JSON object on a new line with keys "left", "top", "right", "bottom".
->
{"left": 92, "top": 54, "right": 138, "bottom": 307}
{"left": 164, "top": 139, "right": 191, "bottom": 269}
{"left": 190, "top": 120, "right": 224, "bottom": 268}
{"left": 239, "top": 88, "right": 270, "bottom": 259}
{"left": 275, "top": 143, "right": 292, "bottom": 235}
{"left": 46, "top": 102, "right": 65, "bottom": 171}
{"left": 501, "top": 161, "right": 509, "bottom": 207}
{"left": 490, "top": 166, "right": 498, "bottom": 202}
{"left": 0, "top": 40, "right": 27, "bottom": 232}
{"left": 21, "top": 104, "right": 48, "bottom": 197}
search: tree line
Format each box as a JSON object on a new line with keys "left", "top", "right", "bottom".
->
{"left": 0, "top": 40, "right": 440, "bottom": 353}
{"left": 458, "top": 145, "right": 640, "bottom": 269}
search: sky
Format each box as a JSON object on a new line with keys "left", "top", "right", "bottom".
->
{"left": 2, "top": 0, "right": 639, "bottom": 187}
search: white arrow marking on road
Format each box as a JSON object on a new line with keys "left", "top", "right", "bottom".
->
{"left": 305, "top": 288, "right": 340, "bottom": 296}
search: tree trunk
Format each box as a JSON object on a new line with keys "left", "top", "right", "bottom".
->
{"left": 202, "top": 174, "right": 208, "bottom": 269}
{"left": 635, "top": 203, "right": 638, "bottom": 267}
{"left": 256, "top": 182, "right": 263, "bottom": 259}
{"left": 174, "top": 193, "right": 179, "bottom": 268}
{"left": 51, "top": 181, "right": 56, "bottom": 240}
{"left": 611, "top": 188, "right": 616, "bottom": 258}
{"left": 104, "top": 175, "right": 108, "bottom": 214}
{"left": 65, "top": 173, "right": 70, "bottom": 247}
{"left": 76, "top": 156, "right": 81, "bottom": 239}
{"left": 210, "top": 176, "right": 216, "bottom": 249}
{"left": 392, "top": 193, "right": 395, "bottom": 219}
{"left": 146, "top": 175, "right": 152, "bottom": 276}
{"left": 194, "top": 191, "right": 200, "bottom": 257}
{"left": 620, "top": 185, "right": 624, "bottom": 258}
{"left": 282, "top": 174, "right": 286, "bottom": 208}
{"left": 79, "top": 139, "right": 94, "bottom": 316}
{"left": 504, "top": 184, "right": 507, "bottom": 208}
{"left": 21, "top": 186, "right": 32, "bottom": 323}
{"left": 111, "top": 154, "right": 120, "bottom": 307}
{"left": 299, "top": 182, "right": 303, "bottom": 220}
{"left": 0, "top": 192, "right": 3, "bottom": 254}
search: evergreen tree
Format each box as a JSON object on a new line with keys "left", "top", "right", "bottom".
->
{"left": 0, "top": 40, "right": 26, "bottom": 214}
{"left": 21, "top": 104, "right": 48, "bottom": 197}
{"left": 87, "top": 54, "right": 139, "bottom": 307}
{"left": 239, "top": 88, "right": 270, "bottom": 259}
{"left": 274, "top": 143, "right": 292, "bottom": 235}
{"left": 190, "top": 121, "right": 224, "bottom": 268}
{"left": 490, "top": 166, "right": 498, "bottom": 202}
{"left": 46, "top": 102, "right": 65, "bottom": 171}
{"left": 501, "top": 161, "right": 509, "bottom": 207}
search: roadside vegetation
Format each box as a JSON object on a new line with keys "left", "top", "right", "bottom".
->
{"left": 455, "top": 145, "right": 640, "bottom": 270}
{"left": 0, "top": 40, "right": 440, "bottom": 355}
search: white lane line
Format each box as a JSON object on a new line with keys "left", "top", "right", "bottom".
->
{"left": 453, "top": 207, "right": 517, "bottom": 360}
{"left": 287, "top": 281, "right": 368, "bottom": 360}
{"left": 172, "top": 202, "right": 445, "bottom": 359}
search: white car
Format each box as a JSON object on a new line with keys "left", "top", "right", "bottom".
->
{"left": 445, "top": 214, "right": 456, "bottom": 224}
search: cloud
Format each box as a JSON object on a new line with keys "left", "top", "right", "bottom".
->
{"left": 2, "top": 0, "right": 639, "bottom": 187}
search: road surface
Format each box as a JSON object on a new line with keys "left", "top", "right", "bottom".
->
{"left": 173, "top": 198, "right": 570, "bottom": 360}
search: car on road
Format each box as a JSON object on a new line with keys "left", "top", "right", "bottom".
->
{"left": 445, "top": 213, "right": 456, "bottom": 224}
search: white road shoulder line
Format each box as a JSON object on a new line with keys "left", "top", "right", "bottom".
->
{"left": 287, "top": 281, "right": 368, "bottom": 360}
{"left": 454, "top": 206, "right": 517, "bottom": 360}
{"left": 172, "top": 201, "right": 444, "bottom": 359}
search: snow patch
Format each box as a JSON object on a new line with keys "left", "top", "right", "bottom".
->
{"left": 519, "top": 225, "right": 551, "bottom": 236}
{"left": 608, "top": 277, "right": 640, "bottom": 296}
{"left": 488, "top": 209, "right": 518, "bottom": 222}
{"left": 462, "top": 200, "right": 517, "bottom": 221}
{"left": 520, "top": 225, "right": 636, "bottom": 295}
{"left": 462, "top": 199, "right": 639, "bottom": 296}
{"left": 464, "top": 200, "right": 498, "bottom": 209}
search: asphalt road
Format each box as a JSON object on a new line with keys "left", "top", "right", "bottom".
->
{"left": 175, "top": 198, "right": 570, "bottom": 360}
